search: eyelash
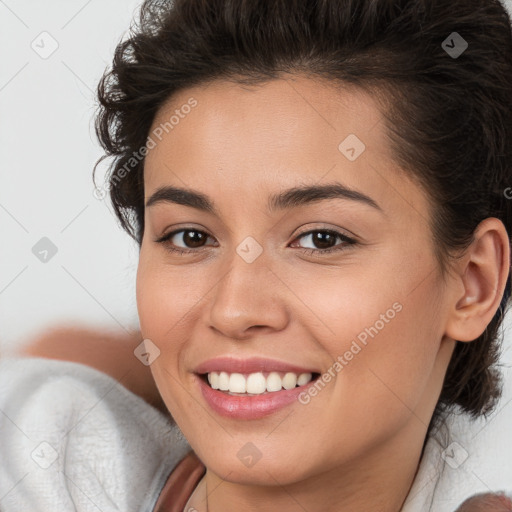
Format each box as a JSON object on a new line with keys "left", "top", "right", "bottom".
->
{"left": 154, "top": 228, "right": 357, "bottom": 257}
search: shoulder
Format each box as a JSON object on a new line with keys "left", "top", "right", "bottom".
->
{"left": 0, "top": 357, "right": 190, "bottom": 512}
{"left": 402, "top": 395, "right": 512, "bottom": 512}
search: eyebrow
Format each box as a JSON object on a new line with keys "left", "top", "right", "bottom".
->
{"left": 145, "top": 182, "right": 382, "bottom": 214}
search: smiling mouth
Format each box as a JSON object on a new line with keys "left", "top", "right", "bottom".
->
{"left": 200, "top": 371, "right": 321, "bottom": 396}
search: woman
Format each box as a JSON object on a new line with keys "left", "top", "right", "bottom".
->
{"left": 1, "top": 0, "right": 511, "bottom": 510}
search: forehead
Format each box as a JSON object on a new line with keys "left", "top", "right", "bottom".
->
{"left": 143, "top": 76, "right": 429, "bottom": 222}
{"left": 146, "top": 76, "right": 385, "bottom": 165}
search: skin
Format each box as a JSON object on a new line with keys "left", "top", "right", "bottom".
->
{"left": 455, "top": 492, "right": 512, "bottom": 511}
{"left": 136, "top": 75, "right": 510, "bottom": 512}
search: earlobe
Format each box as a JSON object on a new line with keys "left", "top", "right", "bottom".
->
{"left": 445, "top": 218, "right": 510, "bottom": 343}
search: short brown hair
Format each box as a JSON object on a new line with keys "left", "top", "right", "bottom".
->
{"left": 93, "top": 0, "right": 512, "bottom": 437}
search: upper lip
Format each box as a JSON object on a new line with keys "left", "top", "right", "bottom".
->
{"left": 194, "top": 357, "right": 319, "bottom": 375}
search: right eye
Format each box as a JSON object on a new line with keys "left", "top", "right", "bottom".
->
{"left": 155, "top": 228, "right": 218, "bottom": 255}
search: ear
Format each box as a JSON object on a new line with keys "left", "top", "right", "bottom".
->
{"left": 445, "top": 218, "right": 511, "bottom": 343}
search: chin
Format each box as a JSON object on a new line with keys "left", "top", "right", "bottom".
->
{"left": 193, "top": 439, "right": 320, "bottom": 486}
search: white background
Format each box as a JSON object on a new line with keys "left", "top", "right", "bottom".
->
{"left": 1, "top": 0, "right": 143, "bottom": 350}
{"left": 1, "top": 0, "right": 512, "bottom": 364}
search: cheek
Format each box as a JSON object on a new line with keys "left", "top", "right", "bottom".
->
{"left": 290, "top": 255, "right": 443, "bottom": 435}
{"left": 135, "top": 251, "right": 219, "bottom": 410}
{"left": 136, "top": 254, "right": 208, "bottom": 339}
{"left": 326, "top": 288, "right": 442, "bottom": 447}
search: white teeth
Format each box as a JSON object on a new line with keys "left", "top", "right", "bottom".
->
{"left": 229, "top": 373, "right": 246, "bottom": 393}
{"left": 208, "top": 372, "right": 219, "bottom": 390}
{"left": 246, "top": 372, "right": 267, "bottom": 394}
{"left": 297, "top": 372, "right": 312, "bottom": 386}
{"left": 218, "top": 371, "right": 230, "bottom": 391}
{"left": 282, "top": 372, "right": 297, "bottom": 390}
{"left": 205, "top": 371, "right": 314, "bottom": 395}
{"left": 266, "top": 372, "right": 282, "bottom": 392}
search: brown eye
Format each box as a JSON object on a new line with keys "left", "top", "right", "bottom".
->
{"left": 155, "top": 228, "right": 217, "bottom": 254}
{"left": 299, "top": 231, "right": 338, "bottom": 250}
{"left": 176, "top": 230, "right": 208, "bottom": 248}
{"left": 293, "top": 230, "right": 355, "bottom": 252}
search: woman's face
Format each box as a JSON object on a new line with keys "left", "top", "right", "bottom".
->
{"left": 137, "top": 76, "right": 456, "bottom": 485}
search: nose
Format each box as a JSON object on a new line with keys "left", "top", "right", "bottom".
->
{"left": 208, "top": 253, "right": 289, "bottom": 340}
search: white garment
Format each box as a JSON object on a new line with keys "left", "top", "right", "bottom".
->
{"left": 0, "top": 357, "right": 190, "bottom": 512}
{"left": 0, "top": 357, "right": 510, "bottom": 512}
{"left": 402, "top": 392, "right": 512, "bottom": 512}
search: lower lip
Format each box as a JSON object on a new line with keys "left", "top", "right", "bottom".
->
{"left": 197, "top": 375, "right": 316, "bottom": 420}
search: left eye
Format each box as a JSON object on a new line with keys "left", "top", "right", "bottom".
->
{"left": 291, "top": 229, "right": 356, "bottom": 254}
